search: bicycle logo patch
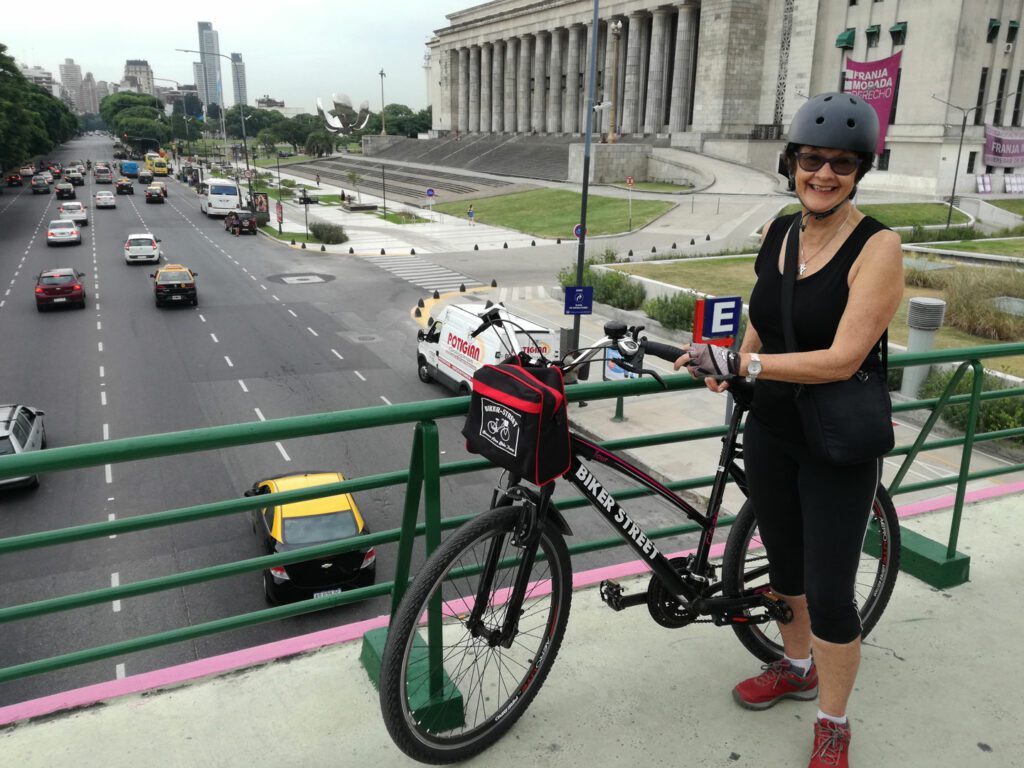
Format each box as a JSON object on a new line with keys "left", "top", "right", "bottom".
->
{"left": 479, "top": 398, "right": 521, "bottom": 457}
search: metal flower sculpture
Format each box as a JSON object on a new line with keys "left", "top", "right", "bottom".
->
{"left": 317, "top": 93, "right": 372, "bottom": 135}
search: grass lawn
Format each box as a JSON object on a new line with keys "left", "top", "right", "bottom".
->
{"left": 433, "top": 188, "right": 674, "bottom": 237}
{"left": 259, "top": 225, "right": 320, "bottom": 244}
{"left": 612, "top": 181, "right": 693, "bottom": 193}
{"left": 777, "top": 202, "right": 969, "bottom": 227}
{"left": 987, "top": 199, "right": 1024, "bottom": 216}
{"left": 916, "top": 238, "right": 1024, "bottom": 257}
{"left": 616, "top": 259, "right": 1024, "bottom": 376}
{"left": 378, "top": 210, "right": 429, "bottom": 224}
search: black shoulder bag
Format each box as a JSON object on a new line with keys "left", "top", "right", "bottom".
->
{"left": 780, "top": 217, "right": 894, "bottom": 466}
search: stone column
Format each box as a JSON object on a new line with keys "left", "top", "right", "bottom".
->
{"left": 504, "top": 38, "right": 518, "bottom": 132}
{"left": 604, "top": 19, "right": 623, "bottom": 136}
{"left": 532, "top": 31, "right": 548, "bottom": 132}
{"left": 480, "top": 43, "right": 492, "bottom": 133}
{"left": 643, "top": 8, "right": 671, "bottom": 134}
{"left": 564, "top": 23, "right": 582, "bottom": 133}
{"left": 668, "top": 1, "right": 699, "bottom": 132}
{"left": 458, "top": 46, "right": 470, "bottom": 135}
{"left": 580, "top": 21, "right": 596, "bottom": 131}
{"left": 468, "top": 45, "right": 481, "bottom": 132}
{"left": 492, "top": 40, "right": 505, "bottom": 132}
{"left": 547, "top": 28, "right": 563, "bottom": 133}
{"left": 517, "top": 34, "right": 532, "bottom": 133}
{"left": 621, "top": 12, "right": 644, "bottom": 134}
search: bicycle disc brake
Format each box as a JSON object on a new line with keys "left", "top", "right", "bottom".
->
{"left": 646, "top": 557, "right": 699, "bottom": 628}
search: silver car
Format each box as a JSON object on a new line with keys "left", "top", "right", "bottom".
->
{"left": 58, "top": 201, "right": 88, "bottom": 226}
{"left": 0, "top": 404, "right": 46, "bottom": 489}
{"left": 46, "top": 219, "right": 82, "bottom": 246}
{"left": 94, "top": 191, "right": 116, "bottom": 209}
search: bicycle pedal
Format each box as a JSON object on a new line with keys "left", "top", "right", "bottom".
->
{"left": 599, "top": 579, "right": 626, "bottom": 611}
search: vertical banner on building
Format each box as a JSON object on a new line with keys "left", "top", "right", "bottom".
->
{"left": 983, "top": 125, "right": 1024, "bottom": 167}
{"left": 844, "top": 51, "right": 902, "bottom": 156}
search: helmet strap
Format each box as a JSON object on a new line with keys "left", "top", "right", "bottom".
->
{"left": 798, "top": 196, "right": 852, "bottom": 231}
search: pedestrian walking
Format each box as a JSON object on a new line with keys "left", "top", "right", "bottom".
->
{"left": 467, "top": 204, "right": 475, "bottom": 226}
{"left": 315, "top": 173, "right": 321, "bottom": 188}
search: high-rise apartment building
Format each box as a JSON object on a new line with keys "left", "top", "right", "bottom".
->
{"left": 20, "top": 63, "right": 63, "bottom": 100}
{"left": 80, "top": 72, "right": 99, "bottom": 113}
{"left": 124, "top": 60, "right": 155, "bottom": 96}
{"left": 97, "top": 81, "right": 110, "bottom": 102}
{"left": 59, "top": 58, "right": 83, "bottom": 111}
{"left": 197, "top": 22, "right": 223, "bottom": 108}
{"left": 230, "top": 53, "right": 247, "bottom": 106}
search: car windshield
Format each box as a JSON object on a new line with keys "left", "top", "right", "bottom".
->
{"left": 157, "top": 271, "right": 191, "bottom": 284}
{"left": 39, "top": 274, "right": 75, "bottom": 285}
{"left": 281, "top": 511, "right": 359, "bottom": 544}
{"left": 0, "top": 436, "right": 14, "bottom": 456}
{"left": 127, "top": 238, "right": 155, "bottom": 248}
{"left": 49, "top": 221, "right": 74, "bottom": 230}
{"left": 211, "top": 185, "right": 237, "bottom": 196}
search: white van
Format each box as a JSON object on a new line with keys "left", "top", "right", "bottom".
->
{"left": 417, "top": 304, "right": 560, "bottom": 394}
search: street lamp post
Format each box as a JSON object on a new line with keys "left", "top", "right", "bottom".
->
{"left": 175, "top": 48, "right": 240, "bottom": 173}
{"left": 277, "top": 154, "right": 283, "bottom": 235}
{"left": 381, "top": 164, "right": 387, "bottom": 219}
{"left": 379, "top": 69, "right": 387, "bottom": 135}
{"left": 932, "top": 91, "right": 1017, "bottom": 229}
{"left": 608, "top": 19, "right": 622, "bottom": 144}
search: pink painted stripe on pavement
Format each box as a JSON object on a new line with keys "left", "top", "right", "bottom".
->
{"left": 2, "top": 480, "right": 1020, "bottom": 726}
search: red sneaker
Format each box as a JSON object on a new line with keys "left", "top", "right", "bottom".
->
{"left": 732, "top": 659, "right": 818, "bottom": 710}
{"left": 809, "top": 717, "right": 851, "bottom": 767}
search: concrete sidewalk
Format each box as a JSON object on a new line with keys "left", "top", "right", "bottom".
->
{"left": 1, "top": 492, "right": 1020, "bottom": 768}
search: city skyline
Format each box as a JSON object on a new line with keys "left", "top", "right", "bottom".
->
{"left": 3, "top": 1, "right": 481, "bottom": 114}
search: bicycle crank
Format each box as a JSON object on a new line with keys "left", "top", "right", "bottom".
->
{"left": 646, "top": 557, "right": 699, "bottom": 628}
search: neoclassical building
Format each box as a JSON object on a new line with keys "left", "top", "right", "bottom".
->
{"left": 426, "top": 0, "right": 1024, "bottom": 195}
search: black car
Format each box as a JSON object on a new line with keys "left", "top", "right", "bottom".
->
{"left": 6, "top": 174, "right": 23, "bottom": 187}
{"left": 144, "top": 185, "right": 164, "bottom": 203}
{"left": 245, "top": 472, "right": 377, "bottom": 604}
{"left": 225, "top": 210, "right": 258, "bottom": 234}
{"left": 115, "top": 178, "right": 134, "bottom": 195}
{"left": 30, "top": 176, "right": 49, "bottom": 194}
{"left": 54, "top": 182, "right": 76, "bottom": 200}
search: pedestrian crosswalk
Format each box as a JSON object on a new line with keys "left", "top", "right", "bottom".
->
{"left": 365, "top": 255, "right": 484, "bottom": 293}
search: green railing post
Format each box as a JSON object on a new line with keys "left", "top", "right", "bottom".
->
{"left": 611, "top": 396, "right": 625, "bottom": 422}
{"left": 390, "top": 422, "right": 426, "bottom": 617}
{"left": 948, "top": 361, "right": 985, "bottom": 558}
{"left": 419, "top": 421, "right": 445, "bottom": 697}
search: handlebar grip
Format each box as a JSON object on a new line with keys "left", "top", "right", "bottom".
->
{"left": 643, "top": 340, "right": 686, "bottom": 363}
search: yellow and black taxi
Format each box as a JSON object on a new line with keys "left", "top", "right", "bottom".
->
{"left": 115, "top": 177, "right": 135, "bottom": 195}
{"left": 245, "top": 471, "right": 377, "bottom": 604}
{"left": 144, "top": 184, "right": 165, "bottom": 203}
{"left": 150, "top": 263, "right": 198, "bottom": 307}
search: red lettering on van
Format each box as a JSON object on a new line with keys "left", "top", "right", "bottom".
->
{"left": 447, "top": 332, "right": 481, "bottom": 361}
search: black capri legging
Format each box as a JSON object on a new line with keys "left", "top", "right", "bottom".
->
{"left": 742, "top": 414, "right": 881, "bottom": 644}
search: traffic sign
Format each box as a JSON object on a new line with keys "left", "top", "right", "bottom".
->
{"left": 426, "top": 188, "right": 435, "bottom": 197}
{"left": 573, "top": 223, "right": 587, "bottom": 239}
{"left": 564, "top": 286, "right": 593, "bottom": 315}
{"left": 693, "top": 296, "right": 742, "bottom": 347}
{"left": 626, "top": 175, "right": 634, "bottom": 186}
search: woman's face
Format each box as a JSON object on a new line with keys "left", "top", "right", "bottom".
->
{"left": 793, "top": 145, "right": 860, "bottom": 214}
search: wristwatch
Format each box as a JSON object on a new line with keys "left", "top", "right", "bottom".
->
{"left": 745, "top": 353, "right": 762, "bottom": 383}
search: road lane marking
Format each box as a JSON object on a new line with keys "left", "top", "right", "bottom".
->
{"left": 96, "top": 321, "right": 102, "bottom": 330}
{"left": 260, "top": 284, "right": 267, "bottom": 290}
{"left": 210, "top": 333, "right": 219, "bottom": 343}
{"left": 380, "top": 396, "right": 392, "bottom": 405}
{"left": 108, "top": 513, "right": 117, "bottom": 539}
{"left": 238, "top": 380, "right": 248, "bottom": 393}
{"left": 199, "top": 314, "right": 206, "bottom": 323}
{"left": 100, "top": 391, "right": 107, "bottom": 406}
{"left": 287, "top": 309, "right": 297, "bottom": 317}
{"left": 271, "top": 295, "right": 280, "bottom": 301}
{"left": 115, "top": 664, "right": 126, "bottom": 680}
{"left": 254, "top": 408, "right": 266, "bottom": 421}
{"left": 99, "top": 365, "right": 105, "bottom": 378}
{"left": 103, "top": 424, "right": 109, "bottom": 440}
{"left": 111, "top": 573, "right": 121, "bottom": 612}
{"left": 275, "top": 442, "right": 291, "bottom": 461}
{"left": 224, "top": 356, "right": 234, "bottom": 368}
{"left": 105, "top": 464, "right": 112, "bottom": 483}
{"left": 98, "top": 341, "right": 103, "bottom": 352}
{"left": 354, "top": 371, "right": 366, "bottom": 382}
{"left": 307, "top": 327, "right": 318, "bottom": 337}
{"left": 331, "top": 349, "right": 344, "bottom": 360}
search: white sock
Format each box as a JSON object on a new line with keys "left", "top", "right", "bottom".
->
{"left": 817, "top": 710, "right": 848, "bottom": 726}
{"left": 785, "top": 654, "right": 813, "bottom": 675}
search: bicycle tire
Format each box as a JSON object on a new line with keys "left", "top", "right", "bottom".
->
{"left": 721, "top": 484, "right": 900, "bottom": 664}
{"left": 379, "top": 505, "right": 572, "bottom": 764}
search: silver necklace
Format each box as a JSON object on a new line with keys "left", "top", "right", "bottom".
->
{"left": 799, "top": 208, "right": 853, "bottom": 276}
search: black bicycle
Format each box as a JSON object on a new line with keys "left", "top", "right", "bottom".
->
{"left": 379, "top": 317, "right": 900, "bottom": 764}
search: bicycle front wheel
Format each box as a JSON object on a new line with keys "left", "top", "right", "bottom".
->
{"left": 721, "top": 484, "right": 900, "bottom": 664}
{"left": 379, "top": 505, "right": 572, "bottom": 764}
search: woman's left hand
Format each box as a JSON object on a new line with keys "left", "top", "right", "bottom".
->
{"left": 673, "top": 343, "right": 739, "bottom": 379}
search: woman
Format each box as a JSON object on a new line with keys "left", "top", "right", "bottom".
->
{"left": 675, "top": 92, "right": 903, "bottom": 768}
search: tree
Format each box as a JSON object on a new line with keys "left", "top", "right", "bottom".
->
{"left": 347, "top": 170, "right": 361, "bottom": 203}
{"left": 304, "top": 130, "right": 334, "bottom": 158}
{"left": 99, "top": 92, "right": 162, "bottom": 127}
{"left": 257, "top": 128, "right": 277, "bottom": 156}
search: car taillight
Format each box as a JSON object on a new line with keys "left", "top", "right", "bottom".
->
{"left": 47, "top": 232, "right": 54, "bottom": 238}
{"left": 270, "top": 566, "right": 289, "bottom": 579}
{"left": 361, "top": 548, "right": 376, "bottom": 568}
{"left": 35, "top": 286, "right": 44, "bottom": 294}
{"left": 182, "top": 283, "right": 194, "bottom": 289}
{"left": 72, "top": 229, "right": 79, "bottom": 236}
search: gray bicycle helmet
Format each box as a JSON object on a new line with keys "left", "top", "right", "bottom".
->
{"left": 788, "top": 92, "right": 879, "bottom": 154}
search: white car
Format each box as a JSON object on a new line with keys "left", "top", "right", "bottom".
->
{"left": 46, "top": 219, "right": 82, "bottom": 246}
{"left": 94, "top": 191, "right": 116, "bottom": 208}
{"left": 57, "top": 201, "right": 88, "bottom": 226}
{"left": 19, "top": 165, "right": 36, "bottom": 177}
{"left": 0, "top": 404, "right": 47, "bottom": 489}
{"left": 40, "top": 170, "right": 54, "bottom": 184}
{"left": 124, "top": 233, "right": 162, "bottom": 264}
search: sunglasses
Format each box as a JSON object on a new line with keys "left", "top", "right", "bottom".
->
{"left": 795, "top": 152, "right": 863, "bottom": 176}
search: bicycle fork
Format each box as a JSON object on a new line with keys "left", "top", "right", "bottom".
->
{"left": 467, "top": 484, "right": 554, "bottom": 649}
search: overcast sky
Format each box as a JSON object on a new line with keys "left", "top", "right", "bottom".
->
{"left": 3, "top": 0, "right": 482, "bottom": 113}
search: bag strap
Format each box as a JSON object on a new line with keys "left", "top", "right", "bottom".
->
{"left": 779, "top": 215, "right": 888, "bottom": 375}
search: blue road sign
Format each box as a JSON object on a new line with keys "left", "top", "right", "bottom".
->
{"left": 701, "top": 296, "right": 743, "bottom": 339}
{"left": 573, "top": 223, "right": 586, "bottom": 239}
{"left": 426, "top": 188, "right": 435, "bottom": 197}
{"left": 564, "top": 286, "right": 593, "bottom": 315}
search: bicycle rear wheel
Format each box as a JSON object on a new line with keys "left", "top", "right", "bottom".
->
{"left": 379, "top": 505, "right": 572, "bottom": 764}
{"left": 721, "top": 484, "right": 900, "bottom": 664}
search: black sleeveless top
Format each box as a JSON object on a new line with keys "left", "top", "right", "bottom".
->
{"left": 748, "top": 212, "right": 889, "bottom": 439}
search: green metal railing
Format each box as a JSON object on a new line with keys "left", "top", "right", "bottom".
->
{"left": 0, "top": 343, "right": 1021, "bottom": 687}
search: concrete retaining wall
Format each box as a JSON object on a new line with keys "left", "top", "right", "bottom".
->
{"left": 569, "top": 143, "right": 650, "bottom": 184}
{"left": 958, "top": 198, "right": 1023, "bottom": 231}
